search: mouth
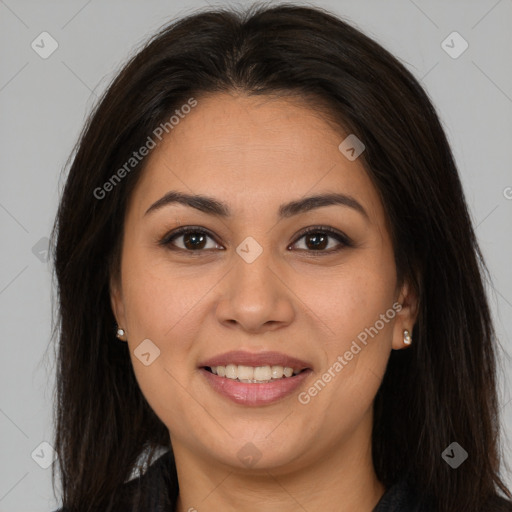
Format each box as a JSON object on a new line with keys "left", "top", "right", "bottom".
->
{"left": 199, "top": 351, "right": 312, "bottom": 406}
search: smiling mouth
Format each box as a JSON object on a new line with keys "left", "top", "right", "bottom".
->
{"left": 204, "top": 364, "right": 306, "bottom": 383}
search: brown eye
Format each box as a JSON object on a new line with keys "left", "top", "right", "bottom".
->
{"left": 180, "top": 231, "right": 208, "bottom": 250}
{"left": 160, "top": 227, "right": 223, "bottom": 251}
{"left": 291, "top": 226, "right": 352, "bottom": 253}
{"left": 302, "top": 232, "right": 330, "bottom": 250}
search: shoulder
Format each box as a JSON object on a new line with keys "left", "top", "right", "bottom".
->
{"left": 373, "top": 477, "right": 512, "bottom": 512}
{"left": 483, "top": 494, "right": 512, "bottom": 511}
{"left": 115, "top": 449, "right": 177, "bottom": 511}
{"left": 373, "top": 478, "right": 433, "bottom": 512}
{"left": 52, "top": 449, "right": 177, "bottom": 512}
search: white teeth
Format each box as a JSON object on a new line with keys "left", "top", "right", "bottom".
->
{"left": 254, "top": 366, "right": 272, "bottom": 381}
{"left": 237, "top": 365, "right": 254, "bottom": 380}
{"left": 271, "top": 365, "right": 284, "bottom": 379}
{"left": 209, "top": 364, "right": 300, "bottom": 382}
{"left": 225, "top": 364, "right": 237, "bottom": 379}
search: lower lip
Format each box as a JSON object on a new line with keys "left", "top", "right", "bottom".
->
{"left": 200, "top": 368, "right": 312, "bottom": 406}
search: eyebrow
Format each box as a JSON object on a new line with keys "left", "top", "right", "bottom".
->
{"left": 144, "top": 190, "right": 369, "bottom": 220}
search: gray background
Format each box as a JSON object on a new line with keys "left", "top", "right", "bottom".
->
{"left": 0, "top": 0, "right": 511, "bottom": 510}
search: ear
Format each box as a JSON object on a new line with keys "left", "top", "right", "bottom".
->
{"left": 391, "top": 279, "right": 419, "bottom": 351}
{"left": 110, "top": 271, "right": 127, "bottom": 339}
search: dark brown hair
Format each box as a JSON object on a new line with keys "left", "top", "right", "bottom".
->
{"left": 50, "top": 3, "right": 512, "bottom": 511}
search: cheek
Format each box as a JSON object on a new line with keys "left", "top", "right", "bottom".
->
{"left": 120, "top": 252, "right": 213, "bottom": 429}
{"left": 295, "top": 250, "right": 396, "bottom": 397}
{"left": 121, "top": 249, "right": 212, "bottom": 353}
{"left": 294, "top": 255, "right": 396, "bottom": 345}
{"left": 118, "top": 250, "right": 210, "bottom": 408}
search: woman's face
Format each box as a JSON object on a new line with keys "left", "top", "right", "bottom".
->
{"left": 111, "top": 92, "right": 416, "bottom": 473}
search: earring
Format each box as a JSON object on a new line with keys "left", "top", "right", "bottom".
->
{"left": 403, "top": 329, "right": 412, "bottom": 345}
{"left": 116, "top": 325, "right": 126, "bottom": 341}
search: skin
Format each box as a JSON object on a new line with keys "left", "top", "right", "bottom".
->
{"left": 110, "top": 92, "right": 418, "bottom": 512}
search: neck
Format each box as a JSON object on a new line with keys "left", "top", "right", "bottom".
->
{"left": 172, "top": 414, "right": 386, "bottom": 512}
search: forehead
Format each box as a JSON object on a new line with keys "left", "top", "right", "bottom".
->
{"left": 128, "top": 92, "right": 385, "bottom": 226}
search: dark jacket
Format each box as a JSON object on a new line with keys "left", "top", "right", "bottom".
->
{"left": 54, "top": 450, "right": 512, "bottom": 512}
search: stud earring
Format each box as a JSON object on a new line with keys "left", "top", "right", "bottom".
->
{"left": 403, "top": 329, "right": 412, "bottom": 345}
{"left": 116, "top": 326, "right": 126, "bottom": 341}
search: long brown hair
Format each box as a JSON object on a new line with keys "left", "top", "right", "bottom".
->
{"left": 50, "top": 3, "right": 512, "bottom": 511}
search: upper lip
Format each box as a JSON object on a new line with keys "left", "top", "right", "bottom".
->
{"left": 199, "top": 350, "right": 312, "bottom": 370}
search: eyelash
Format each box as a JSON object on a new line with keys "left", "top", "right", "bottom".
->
{"left": 158, "top": 225, "right": 353, "bottom": 255}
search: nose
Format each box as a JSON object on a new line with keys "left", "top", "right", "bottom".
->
{"left": 215, "top": 242, "right": 295, "bottom": 334}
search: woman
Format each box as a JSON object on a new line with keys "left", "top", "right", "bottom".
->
{"left": 50, "top": 3, "right": 512, "bottom": 511}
